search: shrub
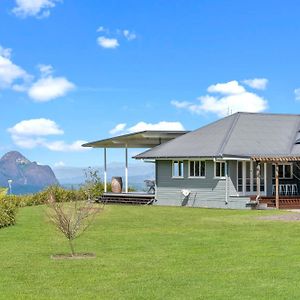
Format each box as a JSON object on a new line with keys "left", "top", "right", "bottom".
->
{"left": 0, "top": 198, "right": 17, "bottom": 228}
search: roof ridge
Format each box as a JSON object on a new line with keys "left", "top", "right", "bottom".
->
{"left": 217, "top": 112, "right": 240, "bottom": 156}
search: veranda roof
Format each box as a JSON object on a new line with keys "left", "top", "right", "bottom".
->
{"left": 82, "top": 130, "right": 189, "bottom": 149}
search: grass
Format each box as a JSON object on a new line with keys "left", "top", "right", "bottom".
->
{"left": 1, "top": 205, "right": 300, "bottom": 299}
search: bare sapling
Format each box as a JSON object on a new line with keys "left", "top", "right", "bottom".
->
{"left": 47, "top": 194, "right": 103, "bottom": 257}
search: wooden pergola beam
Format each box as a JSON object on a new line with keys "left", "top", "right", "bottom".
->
{"left": 275, "top": 163, "right": 279, "bottom": 209}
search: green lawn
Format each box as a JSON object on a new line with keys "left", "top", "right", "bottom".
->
{"left": 1, "top": 205, "right": 300, "bottom": 299}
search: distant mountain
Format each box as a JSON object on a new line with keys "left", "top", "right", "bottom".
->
{"left": 0, "top": 151, "right": 59, "bottom": 194}
{"left": 53, "top": 162, "right": 155, "bottom": 191}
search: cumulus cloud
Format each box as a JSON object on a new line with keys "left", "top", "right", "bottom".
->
{"left": 97, "top": 37, "right": 119, "bottom": 49}
{"left": 12, "top": 0, "right": 62, "bottom": 18}
{"left": 43, "top": 140, "right": 88, "bottom": 152}
{"left": 0, "top": 46, "right": 74, "bottom": 101}
{"left": 96, "top": 26, "right": 137, "bottom": 49}
{"left": 294, "top": 88, "right": 300, "bottom": 101}
{"left": 123, "top": 30, "right": 137, "bottom": 41}
{"left": 0, "top": 46, "right": 31, "bottom": 89}
{"left": 8, "top": 118, "right": 88, "bottom": 152}
{"left": 28, "top": 76, "right": 75, "bottom": 102}
{"left": 243, "top": 78, "right": 268, "bottom": 90}
{"left": 54, "top": 161, "right": 66, "bottom": 167}
{"left": 109, "top": 123, "right": 127, "bottom": 135}
{"left": 8, "top": 118, "right": 64, "bottom": 137}
{"left": 207, "top": 80, "right": 245, "bottom": 95}
{"left": 172, "top": 80, "right": 268, "bottom": 117}
{"left": 109, "top": 121, "right": 185, "bottom": 135}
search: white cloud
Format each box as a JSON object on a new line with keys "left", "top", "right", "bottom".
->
{"left": 44, "top": 140, "right": 88, "bottom": 152}
{"left": 123, "top": 30, "right": 137, "bottom": 41}
{"left": 207, "top": 80, "right": 245, "bottom": 95}
{"left": 8, "top": 118, "right": 64, "bottom": 136}
{"left": 97, "top": 26, "right": 109, "bottom": 33}
{"left": 12, "top": 0, "right": 61, "bottom": 18}
{"left": 38, "top": 64, "right": 54, "bottom": 77}
{"left": 0, "top": 46, "right": 73, "bottom": 102}
{"left": 0, "top": 46, "right": 31, "bottom": 89}
{"left": 109, "top": 121, "right": 185, "bottom": 135}
{"left": 54, "top": 161, "right": 65, "bottom": 167}
{"left": 294, "top": 88, "right": 300, "bottom": 101}
{"left": 97, "top": 37, "right": 119, "bottom": 49}
{"left": 8, "top": 118, "right": 87, "bottom": 152}
{"left": 243, "top": 78, "right": 268, "bottom": 90}
{"left": 96, "top": 27, "right": 137, "bottom": 49}
{"left": 171, "top": 100, "right": 192, "bottom": 109}
{"left": 172, "top": 80, "right": 268, "bottom": 117}
{"left": 109, "top": 123, "right": 127, "bottom": 135}
{"left": 28, "top": 76, "right": 75, "bottom": 102}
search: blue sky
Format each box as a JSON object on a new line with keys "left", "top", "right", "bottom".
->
{"left": 0, "top": 0, "right": 300, "bottom": 168}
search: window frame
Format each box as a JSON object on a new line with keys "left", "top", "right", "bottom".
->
{"left": 172, "top": 160, "right": 184, "bottom": 178}
{"left": 188, "top": 160, "right": 206, "bottom": 178}
{"left": 214, "top": 161, "right": 226, "bottom": 179}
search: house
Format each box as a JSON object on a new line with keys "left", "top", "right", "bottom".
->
{"left": 83, "top": 112, "right": 300, "bottom": 209}
{"left": 134, "top": 112, "right": 300, "bottom": 209}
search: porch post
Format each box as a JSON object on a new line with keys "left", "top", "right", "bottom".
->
{"left": 104, "top": 148, "right": 107, "bottom": 193}
{"left": 125, "top": 146, "right": 128, "bottom": 193}
{"left": 275, "top": 162, "right": 279, "bottom": 209}
{"left": 225, "top": 161, "right": 228, "bottom": 204}
{"left": 256, "top": 162, "right": 261, "bottom": 200}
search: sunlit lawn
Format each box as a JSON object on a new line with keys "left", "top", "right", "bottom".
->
{"left": 0, "top": 204, "right": 300, "bottom": 299}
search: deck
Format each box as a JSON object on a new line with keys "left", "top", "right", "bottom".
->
{"left": 96, "top": 192, "right": 156, "bottom": 205}
{"left": 250, "top": 196, "right": 300, "bottom": 209}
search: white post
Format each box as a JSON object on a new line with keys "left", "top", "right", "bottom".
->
{"left": 125, "top": 146, "right": 128, "bottom": 193}
{"left": 104, "top": 148, "right": 107, "bottom": 193}
{"left": 225, "top": 161, "right": 228, "bottom": 204}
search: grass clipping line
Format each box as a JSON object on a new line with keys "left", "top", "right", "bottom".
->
{"left": 46, "top": 194, "right": 103, "bottom": 259}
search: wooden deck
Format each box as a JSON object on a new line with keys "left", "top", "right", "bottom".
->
{"left": 251, "top": 196, "right": 300, "bottom": 209}
{"left": 96, "top": 192, "right": 156, "bottom": 205}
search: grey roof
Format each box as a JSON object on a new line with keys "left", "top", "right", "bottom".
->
{"left": 135, "top": 112, "right": 300, "bottom": 159}
{"left": 82, "top": 130, "right": 188, "bottom": 149}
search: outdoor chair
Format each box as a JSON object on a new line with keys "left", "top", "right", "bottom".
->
{"left": 144, "top": 180, "right": 155, "bottom": 194}
{"left": 292, "top": 184, "right": 298, "bottom": 195}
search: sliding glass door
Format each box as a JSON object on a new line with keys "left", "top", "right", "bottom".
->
{"left": 237, "top": 161, "right": 266, "bottom": 196}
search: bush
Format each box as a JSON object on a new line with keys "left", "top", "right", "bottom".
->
{"left": 0, "top": 198, "right": 17, "bottom": 228}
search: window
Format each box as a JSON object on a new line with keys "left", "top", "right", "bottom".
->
{"left": 215, "top": 161, "right": 226, "bottom": 178}
{"left": 272, "top": 163, "right": 293, "bottom": 179}
{"left": 189, "top": 161, "right": 206, "bottom": 177}
{"left": 172, "top": 161, "right": 184, "bottom": 178}
{"left": 237, "top": 161, "right": 266, "bottom": 195}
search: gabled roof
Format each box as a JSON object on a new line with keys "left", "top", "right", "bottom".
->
{"left": 135, "top": 112, "right": 300, "bottom": 159}
{"left": 82, "top": 130, "right": 188, "bottom": 148}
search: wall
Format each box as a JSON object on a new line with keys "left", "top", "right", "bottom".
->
{"left": 155, "top": 160, "right": 251, "bottom": 209}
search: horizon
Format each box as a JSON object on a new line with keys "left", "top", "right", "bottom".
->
{"left": 1, "top": 1, "right": 300, "bottom": 168}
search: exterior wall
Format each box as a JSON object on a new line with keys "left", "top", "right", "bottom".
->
{"left": 155, "top": 160, "right": 251, "bottom": 209}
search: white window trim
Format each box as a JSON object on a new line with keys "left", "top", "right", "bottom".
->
{"left": 214, "top": 161, "right": 226, "bottom": 179}
{"left": 272, "top": 163, "right": 293, "bottom": 179}
{"left": 236, "top": 161, "right": 267, "bottom": 196}
{"left": 172, "top": 160, "right": 184, "bottom": 178}
{"left": 188, "top": 160, "right": 206, "bottom": 178}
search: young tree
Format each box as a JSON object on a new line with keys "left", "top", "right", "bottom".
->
{"left": 47, "top": 194, "right": 103, "bottom": 256}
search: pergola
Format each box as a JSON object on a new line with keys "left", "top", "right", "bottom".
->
{"left": 252, "top": 156, "right": 300, "bottom": 209}
{"left": 82, "top": 130, "right": 188, "bottom": 193}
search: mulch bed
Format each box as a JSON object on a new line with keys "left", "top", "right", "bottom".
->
{"left": 51, "top": 253, "right": 96, "bottom": 260}
{"left": 257, "top": 213, "right": 300, "bottom": 222}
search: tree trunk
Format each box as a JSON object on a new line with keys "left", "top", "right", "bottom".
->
{"left": 69, "top": 239, "right": 75, "bottom": 256}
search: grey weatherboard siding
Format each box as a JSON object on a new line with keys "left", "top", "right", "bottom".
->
{"left": 155, "top": 160, "right": 251, "bottom": 209}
